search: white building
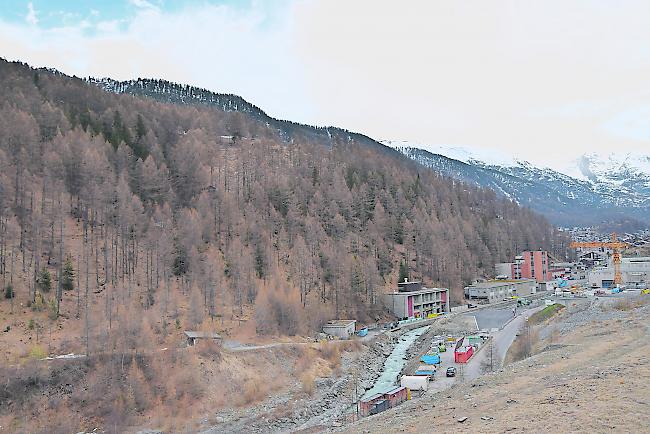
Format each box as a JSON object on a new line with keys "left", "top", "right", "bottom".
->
{"left": 464, "top": 279, "right": 537, "bottom": 303}
{"left": 322, "top": 320, "right": 357, "bottom": 338}
{"left": 587, "top": 256, "right": 650, "bottom": 288}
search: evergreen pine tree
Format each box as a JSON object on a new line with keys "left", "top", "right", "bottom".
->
{"left": 61, "top": 258, "right": 75, "bottom": 291}
{"left": 254, "top": 244, "right": 266, "bottom": 279}
{"left": 38, "top": 268, "right": 52, "bottom": 293}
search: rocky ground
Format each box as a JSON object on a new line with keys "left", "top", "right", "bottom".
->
{"left": 339, "top": 295, "right": 650, "bottom": 434}
{"left": 199, "top": 335, "right": 398, "bottom": 434}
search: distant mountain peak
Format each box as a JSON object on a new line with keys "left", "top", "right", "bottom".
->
{"left": 392, "top": 143, "right": 650, "bottom": 228}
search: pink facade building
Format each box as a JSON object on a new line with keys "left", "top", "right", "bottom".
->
{"left": 382, "top": 280, "right": 449, "bottom": 320}
{"left": 512, "top": 251, "right": 551, "bottom": 282}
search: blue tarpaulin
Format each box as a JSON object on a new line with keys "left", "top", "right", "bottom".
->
{"left": 420, "top": 354, "right": 441, "bottom": 364}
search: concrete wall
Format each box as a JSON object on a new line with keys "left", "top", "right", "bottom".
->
{"left": 322, "top": 322, "right": 355, "bottom": 338}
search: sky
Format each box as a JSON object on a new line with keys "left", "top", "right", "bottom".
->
{"left": 1, "top": 0, "right": 650, "bottom": 167}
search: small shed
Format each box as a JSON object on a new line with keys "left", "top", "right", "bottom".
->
{"left": 383, "top": 386, "right": 409, "bottom": 407}
{"left": 359, "top": 393, "right": 384, "bottom": 417}
{"left": 369, "top": 399, "right": 389, "bottom": 415}
{"left": 184, "top": 331, "right": 222, "bottom": 347}
{"left": 322, "top": 320, "right": 357, "bottom": 339}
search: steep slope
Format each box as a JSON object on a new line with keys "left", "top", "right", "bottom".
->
{"left": 89, "top": 77, "right": 394, "bottom": 155}
{"left": 0, "top": 58, "right": 573, "bottom": 432}
{"left": 390, "top": 144, "right": 650, "bottom": 228}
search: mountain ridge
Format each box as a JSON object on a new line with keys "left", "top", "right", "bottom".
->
{"left": 84, "top": 72, "right": 650, "bottom": 230}
{"left": 390, "top": 143, "right": 650, "bottom": 229}
{"left": 88, "top": 76, "right": 395, "bottom": 156}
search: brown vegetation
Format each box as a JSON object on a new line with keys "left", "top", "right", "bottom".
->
{"left": 0, "top": 58, "right": 571, "bottom": 431}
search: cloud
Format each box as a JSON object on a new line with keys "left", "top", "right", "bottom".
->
{"left": 0, "top": 1, "right": 315, "bottom": 123}
{"left": 290, "top": 0, "right": 650, "bottom": 164}
{"left": 128, "top": 0, "right": 159, "bottom": 11}
{"left": 25, "top": 2, "right": 38, "bottom": 26}
{"left": 3, "top": 0, "right": 650, "bottom": 166}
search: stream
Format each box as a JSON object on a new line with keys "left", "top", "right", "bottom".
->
{"left": 361, "top": 325, "right": 430, "bottom": 399}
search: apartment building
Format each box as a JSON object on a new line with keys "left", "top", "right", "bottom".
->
{"left": 382, "top": 279, "right": 449, "bottom": 319}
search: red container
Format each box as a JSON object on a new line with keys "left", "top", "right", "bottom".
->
{"left": 454, "top": 346, "right": 474, "bottom": 363}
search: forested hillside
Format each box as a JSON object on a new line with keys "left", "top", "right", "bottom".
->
{"left": 0, "top": 58, "right": 572, "bottom": 431}
{"left": 0, "top": 58, "right": 571, "bottom": 328}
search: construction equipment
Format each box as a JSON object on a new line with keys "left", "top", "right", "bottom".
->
{"left": 570, "top": 233, "right": 629, "bottom": 286}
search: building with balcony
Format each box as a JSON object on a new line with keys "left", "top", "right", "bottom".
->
{"left": 382, "top": 279, "right": 449, "bottom": 319}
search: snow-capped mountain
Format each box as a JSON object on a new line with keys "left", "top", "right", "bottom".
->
{"left": 385, "top": 141, "right": 650, "bottom": 228}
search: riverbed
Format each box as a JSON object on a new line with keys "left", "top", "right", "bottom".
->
{"left": 360, "top": 325, "right": 430, "bottom": 399}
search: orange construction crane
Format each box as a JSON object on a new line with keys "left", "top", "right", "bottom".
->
{"left": 570, "top": 233, "right": 629, "bottom": 286}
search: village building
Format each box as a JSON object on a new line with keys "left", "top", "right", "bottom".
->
{"left": 322, "top": 320, "right": 357, "bottom": 338}
{"left": 464, "top": 279, "right": 537, "bottom": 303}
{"left": 382, "top": 279, "right": 449, "bottom": 320}
{"left": 184, "top": 331, "right": 222, "bottom": 346}
{"left": 588, "top": 256, "right": 650, "bottom": 288}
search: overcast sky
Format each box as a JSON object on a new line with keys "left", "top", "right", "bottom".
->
{"left": 2, "top": 0, "right": 650, "bottom": 166}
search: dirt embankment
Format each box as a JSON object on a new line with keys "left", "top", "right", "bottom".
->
{"left": 340, "top": 297, "right": 650, "bottom": 434}
{"left": 201, "top": 335, "right": 397, "bottom": 434}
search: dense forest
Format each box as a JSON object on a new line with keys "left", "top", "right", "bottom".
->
{"left": 0, "top": 58, "right": 570, "bottom": 431}
{"left": 0, "top": 57, "right": 572, "bottom": 329}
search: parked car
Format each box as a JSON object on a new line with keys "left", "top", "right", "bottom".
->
{"left": 446, "top": 367, "right": 456, "bottom": 377}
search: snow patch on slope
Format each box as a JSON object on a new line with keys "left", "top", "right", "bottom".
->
{"left": 381, "top": 140, "right": 522, "bottom": 168}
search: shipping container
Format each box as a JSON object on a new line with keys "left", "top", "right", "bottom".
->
{"left": 370, "top": 399, "right": 389, "bottom": 415}
{"left": 454, "top": 345, "right": 474, "bottom": 363}
{"left": 401, "top": 375, "right": 429, "bottom": 391}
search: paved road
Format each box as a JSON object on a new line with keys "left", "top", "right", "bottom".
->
{"left": 425, "top": 304, "right": 544, "bottom": 393}
{"left": 465, "top": 304, "right": 544, "bottom": 379}
{"left": 465, "top": 306, "right": 518, "bottom": 330}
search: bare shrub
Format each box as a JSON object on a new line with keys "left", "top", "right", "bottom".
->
{"left": 305, "top": 301, "right": 334, "bottom": 333}
{"left": 294, "top": 347, "right": 316, "bottom": 375}
{"left": 254, "top": 279, "right": 304, "bottom": 336}
{"left": 28, "top": 345, "right": 47, "bottom": 360}
{"left": 319, "top": 342, "right": 341, "bottom": 368}
{"left": 196, "top": 338, "right": 222, "bottom": 361}
{"left": 241, "top": 378, "right": 267, "bottom": 405}
{"left": 508, "top": 323, "right": 540, "bottom": 363}
{"left": 173, "top": 369, "right": 204, "bottom": 401}
{"left": 339, "top": 340, "right": 363, "bottom": 353}
{"left": 300, "top": 371, "right": 315, "bottom": 396}
{"left": 612, "top": 296, "right": 649, "bottom": 311}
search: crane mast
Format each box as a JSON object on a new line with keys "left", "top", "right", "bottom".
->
{"left": 570, "top": 233, "right": 629, "bottom": 286}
